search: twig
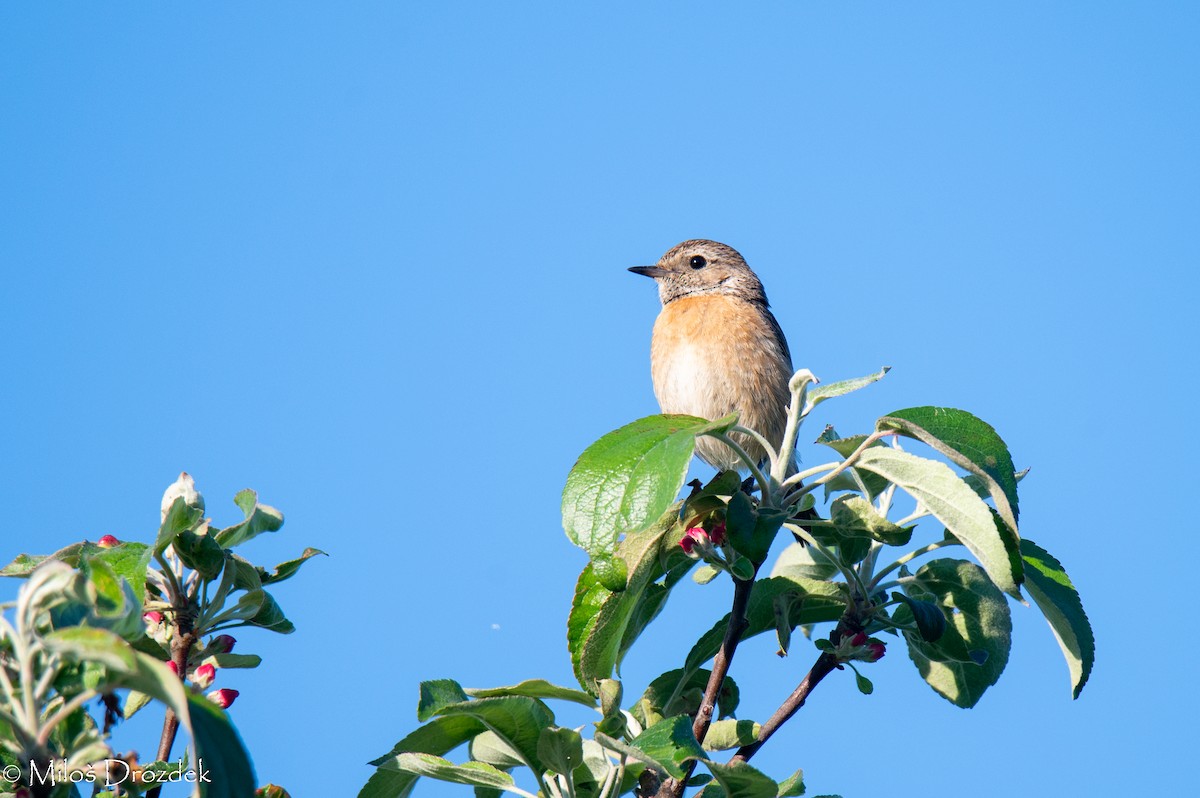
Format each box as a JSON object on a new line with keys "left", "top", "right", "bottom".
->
{"left": 655, "top": 577, "right": 755, "bottom": 798}
{"left": 730, "top": 651, "right": 840, "bottom": 763}
{"left": 146, "top": 626, "right": 197, "bottom": 798}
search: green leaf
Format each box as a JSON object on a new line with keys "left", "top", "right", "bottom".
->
{"left": 724, "top": 490, "right": 757, "bottom": 556}
{"left": 156, "top": 496, "right": 206, "bottom": 554}
{"left": 214, "top": 490, "right": 285, "bottom": 549}
{"left": 261, "top": 547, "right": 328, "bottom": 584}
{"left": 1, "top": 541, "right": 114, "bottom": 578}
{"left": 964, "top": 468, "right": 1029, "bottom": 502}
{"left": 619, "top": 548, "right": 697, "bottom": 667}
{"left": 202, "top": 653, "right": 263, "bottom": 670}
{"left": 701, "top": 720, "right": 759, "bottom": 752}
{"left": 878, "top": 407, "right": 1020, "bottom": 535}
{"left": 628, "top": 715, "right": 705, "bottom": 779}
{"left": 803, "top": 367, "right": 890, "bottom": 415}
{"left": 465, "top": 680, "right": 597, "bottom": 708}
{"left": 562, "top": 414, "right": 737, "bottom": 557}
{"left": 1019, "top": 539, "right": 1094, "bottom": 699}
{"left": 899, "top": 559, "right": 1012, "bottom": 708}
{"left": 769, "top": 542, "right": 838, "bottom": 582}
{"left": 1, "top": 551, "right": 50, "bottom": 576}
{"left": 567, "top": 506, "right": 685, "bottom": 689}
{"left": 705, "top": 759, "right": 779, "bottom": 798}
{"left": 633, "top": 669, "right": 740, "bottom": 729}
{"left": 80, "top": 556, "right": 123, "bottom": 614}
{"left": 431, "top": 696, "right": 555, "bottom": 775}
{"left": 174, "top": 528, "right": 226, "bottom": 581}
{"left": 680, "top": 470, "right": 742, "bottom": 528}
{"left": 470, "top": 729, "right": 526, "bottom": 769}
{"left": 577, "top": 738, "right": 616, "bottom": 790}
{"left": 222, "top": 590, "right": 266, "bottom": 622}
{"left": 364, "top": 715, "right": 489, "bottom": 784}
{"left": 418, "top": 680, "right": 471, "bottom": 721}
{"left": 384, "top": 754, "right": 517, "bottom": 792}
{"left": 246, "top": 590, "right": 295, "bottom": 634}
{"left": 43, "top": 627, "right": 137, "bottom": 673}
{"left": 850, "top": 666, "right": 874, "bottom": 695}
{"left": 730, "top": 558, "right": 755, "bottom": 581}
{"left": 723, "top": 493, "right": 788, "bottom": 567}
{"left": 89, "top": 542, "right": 153, "bottom": 603}
{"left": 693, "top": 565, "right": 722, "bottom": 585}
{"left": 592, "top": 556, "right": 629, "bottom": 592}
{"left": 854, "top": 447, "right": 1022, "bottom": 596}
{"left": 538, "top": 727, "right": 584, "bottom": 776}
{"left": 685, "top": 576, "right": 846, "bottom": 673}
{"left": 772, "top": 591, "right": 799, "bottom": 656}
{"left": 187, "top": 692, "right": 257, "bottom": 798}
{"left": 777, "top": 769, "right": 805, "bottom": 797}
{"left": 123, "top": 690, "right": 154, "bottom": 720}
{"left": 891, "top": 593, "right": 946, "bottom": 642}
{"left": 828, "top": 496, "right": 912, "bottom": 547}
{"left": 813, "top": 433, "right": 889, "bottom": 499}
{"left": 117, "top": 651, "right": 192, "bottom": 725}
{"left": 597, "top": 679, "right": 623, "bottom": 719}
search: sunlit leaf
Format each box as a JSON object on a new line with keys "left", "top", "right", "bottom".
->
{"left": 562, "top": 414, "right": 737, "bottom": 558}
{"left": 1020, "top": 539, "right": 1094, "bottom": 699}
{"left": 855, "top": 447, "right": 1022, "bottom": 595}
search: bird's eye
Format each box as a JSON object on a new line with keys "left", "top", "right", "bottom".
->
{"left": 689, "top": 255, "right": 707, "bottom": 269}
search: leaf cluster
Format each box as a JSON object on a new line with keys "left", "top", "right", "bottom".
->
{"left": 0, "top": 476, "right": 323, "bottom": 797}
{"left": 362, "top": 367, "right": 1094, "bottom": 798}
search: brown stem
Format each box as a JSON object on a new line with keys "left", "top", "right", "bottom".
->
{"left": 655, "top": 576, "right": 756, "bottom": 798}
{"left": 146, "top": 625, "right": 197, "bottom": 798}
{"left": 730, "top": 651, "right": 839, "bottom": 764}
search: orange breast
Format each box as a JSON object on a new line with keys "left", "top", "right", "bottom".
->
{"left": 649, "top": 295, "right": 794, "bottom": 469}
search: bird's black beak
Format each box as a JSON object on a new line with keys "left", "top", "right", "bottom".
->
{"left": 629, "top": 265, "right": 669, "bottom": 279}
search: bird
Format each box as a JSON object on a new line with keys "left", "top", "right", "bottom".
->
{"left": 629, "top": 239, "right": 794, "bottom": 473}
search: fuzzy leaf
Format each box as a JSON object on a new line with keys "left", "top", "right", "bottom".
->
{"left": 384, "top": 754, "right": 516, "bottom": 792}
{"left": 465, "top": 680, "right": 597, "bottom": 708}
{"left": 899, "top": 559, "right": 1012, "bottom": 707}
{"left": 702, "top": 720, "right": 760, "bottom": 752}
{"left": 214, "top": 490, "right": 284, "bottom": 549}
{"left": 538, "top": 726, "right": 585, "bottom": 776}
{"left": 625, "top": 716, "right": 705, "bottom": 779}
{"left": 855, "top": 447, "right": 1022, "bottom": 595}
{"left": 685, "top": 576, "right": 846, "bottom": 673}
{"left": 878, "top": 407, "right": 1019, "bottom": 535}
{"left": 261, "top": 547, "right": 328, "bottom": 584}
{"left": 803, "top": 367, "right": 890, "bottom": 415}
{"left": 705, "top": 759, "right": 779, "bottom": 798}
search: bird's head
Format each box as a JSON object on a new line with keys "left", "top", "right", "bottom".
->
{"left": 629, "top": 239, "right": 768, "bottom": 305}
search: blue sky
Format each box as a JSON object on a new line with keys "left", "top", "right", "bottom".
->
{"left": 1, "top": 3, "right": 1196, "bottom": 796}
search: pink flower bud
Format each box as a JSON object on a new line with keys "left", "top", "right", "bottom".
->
{"left": 166, "top": 661, "right": 180, "bottom": 677}
{"left": 211, "top": 634, "right": 236, "bottom": 654}
{"left": 207, "top": 688, "right": 239, "bottom": 709}
{"left": 850, "top": 632, "right": 868, "bottom": 647}
{"left": 97, "top": 535, "right": 120, "bottom": 548}
{"left": 709, "top": 523, "right": 727, "bottom": 546}
{"left": 865, "top": 642, "right": 886, "bottom": 662}
{"left": 679, "top": 527, "right": 709, "bottom": 558}
{"left": 193, "top": 663, "right": 216, "bottom": 689}
{"left": 143, "top": 611, "right": 163, "bottom": 625}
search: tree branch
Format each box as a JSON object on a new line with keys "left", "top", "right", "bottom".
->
{"left": 146, "top": 623, "right": 197, "bottom": 798}
{"left": 655, "top": 576, "right": 756, "bottom": 798}
{"left": 731, "top": 651, "right": 839, "bottom": 764}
